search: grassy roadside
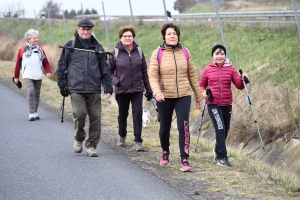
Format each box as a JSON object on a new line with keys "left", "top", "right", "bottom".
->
{"left": 1, "top": 60, "right": 300, "bottom": 199}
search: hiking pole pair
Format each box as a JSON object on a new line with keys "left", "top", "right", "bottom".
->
{"left": 195, "top": 87, "right": 213, "bottom": 152}
{"left": 60, "top": 71, "right": 68, "bottom": 123}
{"left": 239, "top": 69, "right": 265, "bottom": 152}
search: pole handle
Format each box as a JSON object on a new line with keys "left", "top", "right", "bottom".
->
{"left": 239, "top": 69, "right": 250, "bottom": 83}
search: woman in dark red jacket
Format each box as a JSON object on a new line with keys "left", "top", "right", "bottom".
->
{"left": 13, "top": 29, "right": 51, "bottom": 121}
{"left": 108, "top": 25, "right": 152, "bottom": 151}
{"left": 199, "top": 44, "right": 248, "bottom": 167}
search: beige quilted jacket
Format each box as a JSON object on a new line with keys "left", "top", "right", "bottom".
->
{"left": 149, "top": 45, "right": 202, "bottom": 102}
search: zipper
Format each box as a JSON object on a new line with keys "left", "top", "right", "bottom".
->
{"left": 172, "top": 48, "right": 179, "bottom": 98}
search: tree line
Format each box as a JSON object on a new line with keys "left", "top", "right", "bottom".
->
{"left": 0, "top": 0, "right": 98, "bottom": 19}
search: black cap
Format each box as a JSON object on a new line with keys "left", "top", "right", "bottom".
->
{"left": 77, "top": 19, "right": 94, "bottom": 28}
{"left": 212, "top": 44, "right": 226, "bottom": 56}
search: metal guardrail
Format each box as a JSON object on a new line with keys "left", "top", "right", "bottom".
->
{"left": 74, "top": 11, "right": 300, "bottom": 20}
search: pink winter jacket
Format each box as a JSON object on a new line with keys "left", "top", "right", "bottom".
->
{"left": 199, "top": 61, "right": 244, "bottom": 106}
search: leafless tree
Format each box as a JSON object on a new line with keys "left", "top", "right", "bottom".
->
{"left": 39, "top": 0, "right": 62, "bottom": 19}
{"left": 0, "top": 2, "right": 25, "bottom": 18}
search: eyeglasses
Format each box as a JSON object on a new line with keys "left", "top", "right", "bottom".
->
{"left": 78, "top": 27, "right": 92, "bottom": 31}
{"left": 122, "top": 35, "right": 133, "bottom": 38}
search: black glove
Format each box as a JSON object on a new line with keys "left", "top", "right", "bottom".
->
{"left": 60, "top": 86, "right": 69, "bottom": 97}
{"left": 144, "top": 93, "right": 153, "bottom": 101}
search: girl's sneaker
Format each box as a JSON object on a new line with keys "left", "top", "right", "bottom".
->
{"left": 160, "top": 151, "right": 169, "bottom": 166}
{"left": 180, "top": 159, "right": 192, "bottom": 172}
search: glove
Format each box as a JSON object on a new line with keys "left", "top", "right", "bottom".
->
{"left": 145, "top": 93, "right": 153, "bottom": 101}
{"left": 60, "top": 86, "right": 69, "bottom": 97}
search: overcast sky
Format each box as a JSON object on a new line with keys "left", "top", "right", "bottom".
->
{"left": 2, "top": 0, "right": 179, "bottom": 18}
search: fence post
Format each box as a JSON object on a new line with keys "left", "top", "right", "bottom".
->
{"left": 128, "top": 0, "right": 138, "bottom": 44}
{"left": 62, "top": 10, "right": 69, "bottom": 41}
{"left": 17, "top": 18, "right": 21, "bottom": 39}
{"left": 102, "top": 1, "right": 111, "bottom": 51}
{"left": 47, "top": 8, "right": 53, "bottom": 45}
{"left": 163, "top": 0, "right": 168, "bottom": 23}
{"left": 213, "top": 0, "right": 229, "bottom": 59}
{"left": 291, "top": 0, "right": 300, "bottom": 38}
{"left": 34, "top": 9, "right": 39, "bottom": 31}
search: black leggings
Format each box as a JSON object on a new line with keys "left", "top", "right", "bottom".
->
{"left": 207, "top": 104, "right": 232, "bottom": 159}
{"left": 157, "top": 96, "right": 191, "bottom": 161}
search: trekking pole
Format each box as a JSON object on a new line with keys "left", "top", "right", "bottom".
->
{"left": 150, "top": 97, "right": 160, "bottom": 123}
{"left": 59, "top": 45, "right": 113, "bottom": 56}
{"left": 195, "top": 87, "right": 213, "bottom": 152}
{"left": 239, "top": 69, "right": 265, "bottom": 152}
{"left": 60, "top": 96, "right": 65, "bottom": 123}
{"left": 60, "top": 71, "right": 68, "bottom": 123}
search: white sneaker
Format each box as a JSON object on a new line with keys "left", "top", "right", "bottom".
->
{"left": 35, "top": 112, "right": 40, "bottom": 120}
{"left": 29, "top": 113, "right": 35, "bottom": 121}
{"left": 87, "top": 147, "right": 98, "bottom": 157}
{"left": 73, "top": 141, "right": 83, "bottom": 153}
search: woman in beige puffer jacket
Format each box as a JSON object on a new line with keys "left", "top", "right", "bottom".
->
{"left": 148, "top": 23, "right": 202, "bottom": 172}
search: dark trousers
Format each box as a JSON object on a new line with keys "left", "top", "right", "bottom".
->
{"left": 116, "top": 92, "right": 143, "bottom": 143}
{"left": 70, "top": 93, "right": 102, "bottom": 149}
{"left": 207, "top": 104, "right": 232, "bottom": 159}
{"left": 157, "top": 96, "right": 191, "bottom": 161}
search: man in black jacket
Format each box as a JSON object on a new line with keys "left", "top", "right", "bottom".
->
{"left": 57, "top": 19, "right": 113, "bottom": 157}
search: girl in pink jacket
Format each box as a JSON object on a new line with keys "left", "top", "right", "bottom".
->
{"left": 199, "top": 44, "right": 248, "bottom": 167}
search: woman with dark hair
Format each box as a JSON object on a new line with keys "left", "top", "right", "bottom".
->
{"left": 108, "top": 25, "right": 152, "bottom": 151}
{"left": 13, "top": 29, "right": 51, "bottom": 121}
{"left": 199, "top": 44, "right": 248, "bottom": 167}
{"left": 148, "top": 23, "right": 202, "bottom": 172}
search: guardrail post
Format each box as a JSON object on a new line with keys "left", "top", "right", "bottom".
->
{"left": 291, "top": 0, "right": 300, "bottom": 38}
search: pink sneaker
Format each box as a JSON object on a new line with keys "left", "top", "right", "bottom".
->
{"left": 180, "top": 159, "right": 192, "bottom": 172}
{"left": 160, "top": 151, "right": 169, "bottom": 166}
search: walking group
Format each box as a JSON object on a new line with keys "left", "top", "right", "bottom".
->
{"left": 13, "top": 19, "right": 248, "bottom": 172}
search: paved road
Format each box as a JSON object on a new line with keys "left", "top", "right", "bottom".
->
{"left": 0, "top": 83, "right": 191, "bottom": 200}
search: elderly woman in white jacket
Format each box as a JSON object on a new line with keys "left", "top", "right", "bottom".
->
{"left": 13, "top": 29, "right": 51, "bottom": 121}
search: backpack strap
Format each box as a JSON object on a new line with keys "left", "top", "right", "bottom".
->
{"left": 66, "top": 40, "right": 75, "bottom": 66}
{"left": 181, "top": 47, "right": 189, "bottom": 64}
{"left": 137, "top": 46, "right": 142, "bottom": 59}
{"left": 114, "top": 47, "right": 119, "bottom": 62}
{"left": 157, "top": 47, "right": 189, "bottom": 66}
{"left": 114, "top": 46, "right": 142, "bottom": 62}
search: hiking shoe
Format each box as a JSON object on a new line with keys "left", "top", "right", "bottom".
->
{"left": 117, "top": 136, "right": 126, "bottom": 147}
{"left": 73, "top": 141, "right": 83, "bottom": 153}
{"left": 134, "top": 142, "right": 145, "bottom": 152}
{"left": 87, "top": 147, "right": 98, "bottom": 157}
{"left": 35, "top": 112, "right": 40, "bottom": 120}
{"left": 213, "top": 148, "right": 219, "bottom": 162}
{"left": 217, "top": 158, "right": 232, "bottom": 167}
{"left": 180, "top": 159, "right": 192, "bottom": 172}
{"left": 160, "top": 151, "right": 169, "bottom": 166}
{"left": 29, "top": 113, "right": 35, "bottom": 121}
